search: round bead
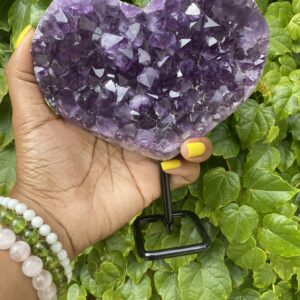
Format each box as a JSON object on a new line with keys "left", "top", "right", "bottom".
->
{"left": 1, "top": 209, "right": 15, "bottom": 226}
{"left": 7, "top": 199, "right": 19, "bottom": 210}
{"left": 44, "top": 255, "right": 60, "bottom": 270}
{"left": 37, "top": 283, "right": 57, "bottom": 300}
{"left": 57, "top": 249, "right": 67, "bottom": 261}
{"left": 9, "top": 241, "right": 31, "bottom": 262}
{"left": 22, "top": 228, "right": 39, "bottom": 245}
{"left": 10, "top": 216, "right": 27, "bottom": 234}
{"left": 60, "top": 257, "right": 70, "bottom": 268}
{"left": 32, "top": 270, "right": 53, "bottom": 291}
{"left": 52, "top": 267, "right": 66, "bottom": 283}
{"left": 23, "top": 209, "right": 36, "bottom": 221}
{"left": 31, "top": 216, "right": 44, "bottom": 228}
{"left": 46, "top": 233, "right": 57, "bottom": 245}
{"left": 15, "top": 203, "right": 28, "bottom": 215}
{"left": 39, "top": 224, "right": 51, "bottom": 236}
{"left": 50, "top": 242, "right": 62, "bottom": 253}
{"left": 32, "top": 240, "right": 50, "bottom": 258}
{"left": 1, "top": 198, "right": 8, "bottom": 207}
{"left": 0, "top": 229, "right": 16, "bottom": 249}
{"left": 64, "top": 265, "right": 72, "bottom": 274}
{"left": 22, "top": 256, "right": 43, "bottom": 277}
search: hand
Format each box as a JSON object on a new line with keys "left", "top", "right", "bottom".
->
{"left": 5, "top": 28, "right": 212, "bottom": 258}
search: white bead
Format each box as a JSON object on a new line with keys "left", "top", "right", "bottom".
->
{"left": 15, "top": 203, "right": 28, "bottom": 215}
{"left": 31, "top": 216, "right": 44, "bottom": 228}
{"left": 39, "top": 224, "right": 51, "bottom": 236}
{"left": 37, "top": 283, "right": 57, "bottom": 300}
{"left": 46, "top": 233, "right": 57, "bottom": 245}
{"left": 50, "top": 242, "right": 62, "bottom": 253}
{"left": 1, "top": 198, "right": 8, "bottom": 207}
{"left": 57, "top": 249, "right": 67, "bottom": 260}
{"left": 7, "top": 199, "right": 19, "bottom": 210}
{"left": 22, "top": 256, "right": 43, "bottom": 277}
{"left": 64, "top": 264, "right": 73, "bottom": 274}
{"left": 10, "top": 241, "right": 31, "bottom": 262}
{"left": 23, "top": 209, "right": 36, "bottom": 221}
{"left": 32, "top": 270, "right": 53, "bottom": 291}
{"left": 60, "top": 257, "right": 70, "bottom": 268}
{"left": 0, "top": 229, "right": 16, "bottom": 249}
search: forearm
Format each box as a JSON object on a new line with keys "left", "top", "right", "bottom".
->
{"left": 0, "top": 250, "right": 38, "bottom": 300}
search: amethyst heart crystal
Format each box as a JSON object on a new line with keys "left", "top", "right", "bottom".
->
{"left": 31, "top": 0, "right": 269, "bottom": 160}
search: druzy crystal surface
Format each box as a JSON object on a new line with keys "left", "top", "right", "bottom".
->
{"left": 31, "top": 0, "right": 269, "bottom": 160}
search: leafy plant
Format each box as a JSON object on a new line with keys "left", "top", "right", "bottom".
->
{"left": 1, "top": 0, "right": 300, "bottom": 299}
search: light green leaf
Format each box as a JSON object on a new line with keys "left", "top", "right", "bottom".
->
{"left": 291, "top": 174, "right": 300, "bottom": 187}
{"left": 126, "top": 253, "right": 152, "bottom": 285}
{"left": 80, "top": 265, "right": 103, "bottom": 298}
{"left": 219, "top": 204, "right": 258, "bottom": 243}
{"left": 287, "top": 13, "right": 300, "bottom": 41}
{"left": 0, "top": 96, "right": 13, "bottom": 148}
{"left": 279, "top": 55, "right": 297, "bottom": 76}
{"left": 0, "top": 69, "right": 8, "bottom": 104}
{"left": 259, "top": 70, "right": 281, "bottom": 98}
{"left": 260, "top": 291, "right": 279, "bottom": 300}
{"left": 289, "top": 69, "right": 300, "bottom": 82}
{"left": 253, "top": 263, "right": 276, "bottom": 288}
{"left": 258, "top": 214, "right": 300, "bottom": 257}
{"left": 265, "top": 2, "right": 293, "bottom": 27}
{"left": 226, "top": 260, "right": 248, "bottom": 288}
{"left": 119, "top": 275, "right": 152, "bottom": 300}
{"left": 243, "top": 168, "right": 298, "bottom": 213}
{"left": 293, "top": 0, "right": 300, "bottom": 13}
{"left": 270, "top": 77, "right": 300, "bottom": 120}
{"left": 94, "top": 261, "right": 121, "bottom": 290}
{"left": 203, "top": 167, "right": 241, "bottom": 210}
{"left": 227, "top": 237, "right": 266, "bottom": 270}
{"left": 277, "top": 141, "right": 296, "bottom": 172}
{"left": 208, "top": 122, "right": 240, "bottom": 159}
{"left": 271, "top": 255, "right": 300, "bottom": 281}
{"left": 103, "top": 288, "right": 124, "bottom": 300}
{"left": 154, "top": 271, "right": 182, "bottom": 300}
{"left": 263, "top": 125, "right": 279, "bottom": 144}
{"left": 244, "top": 144, "right": 281, "bottom": 174}
{"left": 67, "top": 284, "right": 87, "bottom": 300}
{"left": 229, "top": 288, "right": 260, "bottom": 300}
{"left": 235, "top": 100, "right": 275, "bottom": 149}
{"left": 0, "top": 145, "right": 16, "bottom": 195}
{"left": 178, "top": 259, "right": 231, "bottom": 300}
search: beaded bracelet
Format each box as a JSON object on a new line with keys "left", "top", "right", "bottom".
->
{"left": 0, "top": 224, "right": 58, "bottom": 300}
{"left": 0, "top": 197, "right": 73, "bottom": 298}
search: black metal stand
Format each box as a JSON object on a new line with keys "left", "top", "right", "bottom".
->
{"left": 132, "top": 162, "right": 210, "bottom": 260}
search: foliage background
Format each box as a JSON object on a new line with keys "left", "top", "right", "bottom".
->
{"left": 1, "top": 0, "right": 300, "bottom": 299}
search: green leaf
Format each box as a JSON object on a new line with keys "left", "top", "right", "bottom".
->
{"left": 229, "top": 288, "right": 260, "bottom": 300}
{"left": 235, "top": 100, "right": 275, "bottom": 149}
{"left": 292, "top": 140, "right": 300, "bottom": 164}
{"left": 289, "top": 114, "right": 300, "bottom": 140}
{"left": 287, "top": 13, "right": 300, "bottom": 41}
{"left": 67, "top": 284, "right": 87, "bottom": 300}
{"left": 219, "top": 203, "right": 258, "bottom": 243}
{"left": 178, "top": 258, "right": 231, "bottom": 300}
{"left": 253, "top": 263, "right": 276, "bottom": 288}
{"left": 258, "top": 214, "right": 300, "bottom": 257}
{"left": 0, "top": 96, "right": 13, "bottom": 148}
{"left": 171, "top": 186, "right": 188, "bottom": 202}
{"left": 0, "top": 69, "right": 8, "bottom": 104}
{"left": 277, "top": 141, "right": 296, "bottom": 172}
{"left": 226, "top": 260, "right": 248, "bottom": 288}
{"left": 271, "top": 255, "right": 299, "bottom": 281}
{"left": 227, "top": 237, "right": 266, "bottom": 270}
{"left": 94, "top": 261, "right": 121, "bottom": 290}
{"left": 289, "top": 69, "right": 300, "bottom": 82}
{"left": 244, "top": 144, "right": 281, "bottom": 174}
{"left": 203, "top": 167, "right": 241, "bottom": 210}
{"left": 270, "top": 77, "right": 300, "bottom": 120}
{"left": 256, "top": 0, "right": 269, "bottom": 14}
{"left": 293, "top": 0, "right": 300, "bottom": 14}
{"left": 103, "top": 288, "right": 124, "bottom": 300}
{"left": 154, "top": 271, "right": 182, "bottom": 300}
{"left": 243, "top": 168, "right": 298, "bottom": 213}
{"left": 119, "top": 275, "right": 152, "bottom": 300}
{"left": 263, "top": 125, "right": 279, "bottom": 144}
{"left": 208, "top": 122, "right": 240, "bottom": 159}
{"left": 126, "top": 253, "right": 152, "bottom": 284}
{"left": 265, "top": 2, "right": 293, "bottom": 27}
{"left": 260, "top": 291, "right": 279, "bottom": 300}
{"left": 279, "top": 55, "right": 297, "bottom": 76}
{"left": 0, "top": 0, "right": 13, "bottom": 31}
{"left": 0, "top": 145, "right": 16, "bottom": 195}
{"left": 80, "top": 265, "right": 103, "bottom": 298}
{"left": 144, "top": 222, "right": 168, "bottom": 251}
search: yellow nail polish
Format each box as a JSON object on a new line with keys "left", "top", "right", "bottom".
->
{"left": 187, "top": 142, "right": 206, "bottom": 158}
{"left": 15, "top": 25, "right": 32, "bottom": 48}
{"left": 161, "top": 159, "right": 181, "bottom": 171}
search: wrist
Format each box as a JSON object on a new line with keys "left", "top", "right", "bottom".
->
{"left": 8, "top": 188, "right": 76, "bottom": 260}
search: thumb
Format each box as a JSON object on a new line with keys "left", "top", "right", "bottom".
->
{"left": 5, "top": 26, "right": 56, "bottom": 131}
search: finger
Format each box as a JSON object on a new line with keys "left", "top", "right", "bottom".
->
{"left": 5, "top": 26, "right": 56, "bottom": 129}
{"left": 161, "top": 159, "right": 200, "bottom": 189}
{"left": 180, "top": 137, "right": 212, "bottom": 163}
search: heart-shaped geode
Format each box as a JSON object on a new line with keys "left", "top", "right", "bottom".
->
{"left": 31, "top": 0, "right": 269, "bottom": 160}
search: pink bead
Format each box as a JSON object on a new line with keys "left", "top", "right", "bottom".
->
{"left": 10, "top": 241, "right": 31, "bottom": 262}
{"left": 32, "top": 270, "right": 53, "bottom": 291}
{"left": 37, "top": 283, "right": 57, "bottom": 300}
{"left": 0, "top": 229, "right": 16, "bottom": 249}
{"left": 22, "top": 256, "right": 43, "bottom": 277}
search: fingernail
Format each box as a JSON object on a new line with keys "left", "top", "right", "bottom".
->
{"left": 161, "top": 159, "right": 181, "bottom": 171}
{"left": 15, "top": 25, "right": 32, "bottom": 48}
{"left": 186, "top": 142, "right": 206, "bottom": 158}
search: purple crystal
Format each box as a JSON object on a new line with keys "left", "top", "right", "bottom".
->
{"left": 31, "top": 0, "right": 269, "bottom": 160}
